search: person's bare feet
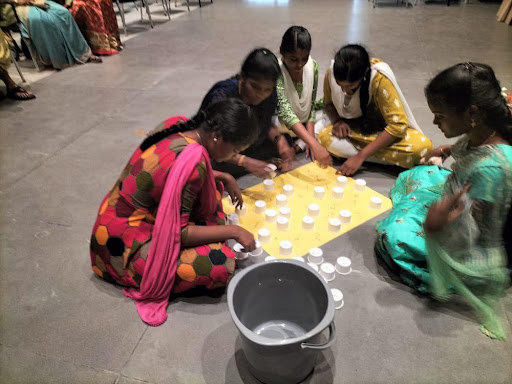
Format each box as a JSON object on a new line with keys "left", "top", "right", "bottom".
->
{"left": 88, "top": 55, "right": 103, "bottom": 63}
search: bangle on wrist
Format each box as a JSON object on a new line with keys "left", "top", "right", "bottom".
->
{"left": 237, "top": 155, "right": 246, "bottom": 166}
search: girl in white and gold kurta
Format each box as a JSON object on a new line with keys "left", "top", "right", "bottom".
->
{"left": 316, "top": 44, "right": 433, "bottom": 176}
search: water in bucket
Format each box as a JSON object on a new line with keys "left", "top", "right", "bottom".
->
{"left": 253, "top": 320, "right": 307, "bottom": 340}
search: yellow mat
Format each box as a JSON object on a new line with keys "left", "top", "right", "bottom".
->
{"left": 223, "top": 162, "right": 392, "bottom": 258}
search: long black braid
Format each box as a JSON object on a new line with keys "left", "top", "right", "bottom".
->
{"left": 140, "top": 98, "right": 259, "bottom": 152}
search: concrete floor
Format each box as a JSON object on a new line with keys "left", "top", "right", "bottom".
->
{"left": 1, "top": 0, "right": 511, "bottom": 383}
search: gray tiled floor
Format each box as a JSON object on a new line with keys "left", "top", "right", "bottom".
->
{"left": 1, "top": 0, "right": 511, "bottom": 383}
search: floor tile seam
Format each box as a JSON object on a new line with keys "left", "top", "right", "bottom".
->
{"left": 120, "top": 326, "right": 148, "bottom": 374}
{"left": 0, "top": 342, "right": 124, "bottom": 377}
{"left": 115, "top": 374, "right": 157, "bottom": 384}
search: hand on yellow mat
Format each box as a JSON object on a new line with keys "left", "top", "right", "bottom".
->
{"left": 223, "top": 173, "right": 244, "bottom": 208}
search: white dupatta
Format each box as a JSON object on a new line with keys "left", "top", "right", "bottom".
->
{"left": 279, "top": 56, "right": 314, "bottom": 123}
{"left": 328, "top": 60, "right": 422, "bottom": 132}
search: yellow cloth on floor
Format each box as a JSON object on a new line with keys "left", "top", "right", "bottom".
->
{"left": 222, "top": 162, "right": 392, "bottom": 257}
{"left": 318, "top": 125, "right": 433, "bottom": 168}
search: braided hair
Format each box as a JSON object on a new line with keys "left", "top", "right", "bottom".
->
{"left": 140, "top": 98, "right": 259, "bottom": 151}
{"left": 425, "top": 62, "right": 512, "bottom": 143}
{"left": 333, "top": 44, "right": 372, "bottom": 135}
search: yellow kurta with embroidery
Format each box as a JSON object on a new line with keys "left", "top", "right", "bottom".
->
{"left": 320, "top": 60, "right": 433, "bottom": 168}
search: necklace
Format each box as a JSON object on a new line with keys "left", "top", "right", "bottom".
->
{"left": 195, "top": 130, "right": 202, "bottom": 143}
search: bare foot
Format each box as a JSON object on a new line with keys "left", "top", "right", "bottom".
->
{"left": 88, "top": 55, "right": 103, "bottom": 63}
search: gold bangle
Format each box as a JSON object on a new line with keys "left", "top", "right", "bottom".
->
{"left": 237, "top": 155, "right": 246, "bottom": 166}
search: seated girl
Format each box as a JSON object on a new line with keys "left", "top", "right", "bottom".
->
{"left": 90, "top": 99, "right": 259, "bottom": 326}
{"left": 316, "top": 44, "right": 432, "bottom": 176}
{"left": 276, "top": 26, "right": 331, "bottom": 167}
{"left": 0, "top": 0, "right": 101, "bottom": 70}
{"left": 375, "top": 63, "right": 512, "bottom": 339}
{"left": 200, "top": 48, "right": 295, "bottom": 179}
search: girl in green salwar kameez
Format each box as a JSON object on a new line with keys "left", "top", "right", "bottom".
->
{"left": 376, "top": 63, "right": 512, "bottom": 340}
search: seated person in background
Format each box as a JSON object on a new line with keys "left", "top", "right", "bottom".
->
{"left": 276, "top": 25, "right": 331, "bottom": 168}
{"left": 376, "top": 63, "right": 512, "bottom": 340}
{"left": 90, "top": 99, "right": 259, "bottom": 326}
{"left": 316, "top": 44, "right": 432, "bottom": 176}
{"left": 0, "top": 0, "right": 102, "bottom": 70}
{"left": 60, "top": 0, "right": 122, "bottom": 56}
{"left": 0, "top": 29, "right": 34, "bottom": 100}
{"left": 200, "top": 48, "right": 295, "bottom": 179}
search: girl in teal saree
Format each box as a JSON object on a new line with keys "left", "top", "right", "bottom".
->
{"left": 376, "top": 63, "right": 512, "bottom": 339}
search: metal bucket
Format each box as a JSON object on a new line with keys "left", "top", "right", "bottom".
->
{"left": 227, "top": 260, "right": 336, "bottom": 384}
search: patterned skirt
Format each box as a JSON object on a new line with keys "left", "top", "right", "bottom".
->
{"left": 70, "top": 0, "right": 122, "bottom": 55}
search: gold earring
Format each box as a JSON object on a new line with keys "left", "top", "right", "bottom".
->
{"left": 213, "top": 137, "right": 218, "bottom": 142}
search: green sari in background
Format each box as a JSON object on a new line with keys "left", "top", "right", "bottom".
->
{"left": 376, "top": 136, "right": 512, "bottom": 339}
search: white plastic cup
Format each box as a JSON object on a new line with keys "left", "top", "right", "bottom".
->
{"left": 302, "top": 215, "right": 315, "bottom": 230}
{"left": 336, "top": 175, "right": 348, "bottom": 187}
{"left": 236, "top": 203, "right": 247, "bottom": 216}
{"left": 320, "top": 263, "right": 336, "bottom": 282}
{"left": 258, "top": 228, "right": 271, "bottom": 242}
{"left": 255, "top": 200, "right": 266, "bottom": 214}
{"left": 339, "top": 209, "right": 352, "bottom": 224}
{"left": 276, "top": 194, "right": 288, "bottom": 207}
{"left": 336, "top": 256, "right": 352, "bottom": 275}
{"left": 265, "top": 209, "right": 277, "bottom": 223}
{"left": 308, "top": 203, "right": 320, "bottom": 217}
{"left": 332, "top": 187, "right": 344, "bottom": 199}
{"left": 276, "top": 216, "right": 289, "bottom": 231}
{"left": 227, "top": 213, "right": 240, "bottom": 225}
{"left": 279, "top": 240, "right": 293, "bottom": 256}
{"left": 249, "top": 241, "right": 263, "bottom": 257}
{"left": 331, "top": 288, "right": 344, "bottom": 309}
{"left": 313, "top": 186, "right": 326, "bottom": 199}
{"left": 279, "top": 206, "right": 291, "bottom": 219}
{"left": 283, "top": 184, "right": 294, "bottom": 197}
{"left": 355, "top": 179, "right": 366, "bottom": 192}
{"left": 328, "top": 218, "right": 341, "bottom": 233}
{"left": 307, "top": 247, "right": 324, "bottom": 264}
{"left": 263, "top": 179, "right": 274, "bottom": 191}
{"left": 369, "top": 196, "right": 382, "bottom": 209}
{"left": 232, "top": 243, "right": 248, "bottom": 260}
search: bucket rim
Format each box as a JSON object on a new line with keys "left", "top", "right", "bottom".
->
{"left": 227, "top": 259, "right": 335, "bottom": 346}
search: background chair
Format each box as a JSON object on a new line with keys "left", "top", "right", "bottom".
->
{"left": 116, "top": 0, "right": 170, "bottom": 36}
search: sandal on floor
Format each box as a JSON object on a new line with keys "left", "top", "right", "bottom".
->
{"left": 6, "top": 85, "right": 36, "bottom": 101}
{"left": 88, "top": 55, "right": 103, "bottom": 63}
